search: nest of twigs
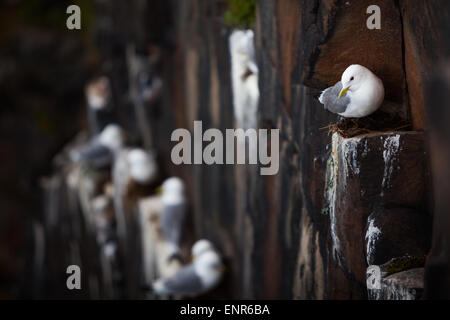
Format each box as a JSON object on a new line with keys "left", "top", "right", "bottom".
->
{"left": 322, "top": 111, "right": 412, "bottom": 138}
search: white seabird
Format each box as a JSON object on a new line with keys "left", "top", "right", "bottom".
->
{"left": 229, "top": 29, "right": 259, "bottom": 129}
{"left": 152, "top": 239, "right": 224, "bottom": 297}
{"left": 111, "top": 147, "right": 158, "bottom": 203}
{"left": 319, "top": 64, "right": 385, "bottom": 118}
{"left": 126, "top": 148, "right": 158, "bottom": 185}
{"left": 111, "top": 148, "right": 158, "bottom": 244}
{"left": 160, "top": 177, "right": 187, "bottom": 257}
{"left": 191, "top": 239, "right": 215, "bottom": 259}
{"left": 70, "top": 124, "right": 126, "bottom": 168}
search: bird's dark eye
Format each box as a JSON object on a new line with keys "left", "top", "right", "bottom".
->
{"left": 350, "top": 76, "right": 354, "bottom": 81}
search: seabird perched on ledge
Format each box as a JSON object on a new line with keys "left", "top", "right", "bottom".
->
{"left": 319, "top": 64, "right": 385, "bottom": 118}
{"left": 152, "top": 239, "right": 224, "bottom": 297}
{"left": 127, "top": 148, "right": 158, "bottom": 186}
{"left": 160, "top": 177, "right": 187, "bottom": 258}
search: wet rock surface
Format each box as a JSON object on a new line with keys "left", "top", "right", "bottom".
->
{"left": 365, "top": 207, "right": 431, "bottom": 266}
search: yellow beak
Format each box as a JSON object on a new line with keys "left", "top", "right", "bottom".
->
{"left": 338, "top": 86, "right": 350, "bottom": 99}
{"left": 156, "top": 186, "right": 163, "bottom": 195}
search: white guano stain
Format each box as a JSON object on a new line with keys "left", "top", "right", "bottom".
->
{"left": 381, "top": 134, "right": 401, "bottom": 196}
{"left": 365, "top": 218, "right": 382, "bottom": 265}
{"left": 328, "top": 133, "right": 341, "bottom": 264}
{"left": 341, "top": 137, "right": 360, "bottom": 178}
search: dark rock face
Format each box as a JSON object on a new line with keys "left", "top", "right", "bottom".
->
{"left": 0, "top": 4, "right": 91, "bottom": 298}
{"left": 400, "top": 0, "right": 450, "bottom": 130}
{"left": 324, "top": 131, "right": 430, "bottom": 299}
{"left": 299, "top": 0, "right": 405, "bottom": 106}
{"left": 424, "top": 60, "right": 450, "bottom": 298}
{"left": 365, "top": 207, "right": 431, "bottom": 266}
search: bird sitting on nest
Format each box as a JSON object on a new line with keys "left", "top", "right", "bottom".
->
{"left": 112, "top": 147, "right": 160, "bottom": 212}
{"left": 319, "top": 64, "right": 385, "bottom": 118}
{"left": 152, "top": 239, "right": 224, "bottom": 298}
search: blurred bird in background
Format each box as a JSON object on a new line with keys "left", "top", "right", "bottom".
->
{"left": 159, "top": 177, "right": 187, "bottom": 259}
{"left": 69, "top": 124, "right": 126, "bottom": 169}
{"left": 152, "top": 239, "right": 224, "bottom": 298}
{"left": 229, "top": 29, "right": 259, "bottom": 130}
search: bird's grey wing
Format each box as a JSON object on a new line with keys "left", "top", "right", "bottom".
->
{"left": 76, "top": 142, "right": 113, "bottom": 168}
{"left": 319, "top": 81, "right": 350, "bottom": 114}
{"left": 161, "top": 264, "right": 203, "bottom": 296}
{"left": 161, "top": 203, "right": 186, "bottom": 246}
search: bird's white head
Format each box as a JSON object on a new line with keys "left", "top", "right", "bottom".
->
{"left": 98, "top": 124, "right": 125, "bottom": 151}
{"left": 229, "top": 30, "right": 255, "bottom": 66}
{"left": 127, "top": 148, "right": 157, "bottom": 185}
{"left": 161, "top": 177, "right": 185, "bottom": 203}
{"left": 194, "top": 250, "right": 224, "bottom": 288}
{"left": 338, "top": 64, "right": 371, "bottom": 99}
{"left": 91, "top": 195, "right": 110, "bottom": 213}
{"left": 192, "top": 239, "right": 214, "bottom": 260}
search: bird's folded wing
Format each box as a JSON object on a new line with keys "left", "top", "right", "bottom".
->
{"left": 319, "top": 81, "right": 350, "bottom": 114}
{"left": 77, "top": 142, "right": 113, "bottom": 168}
{"left": 162, "top": 264, "right": 204, "bottom": 296}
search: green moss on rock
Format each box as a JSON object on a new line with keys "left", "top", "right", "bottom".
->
{"left": 380, "top": 255, "right": 426, "bottom": 277}
{"left": 224, "top": 0, "right": 256, "bottom": 28}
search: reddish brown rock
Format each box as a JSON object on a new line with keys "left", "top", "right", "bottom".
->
{"left": 300, "top": 0, "right": 405, "bottom": 107}
{"left": 325, "top": 131, "right": 430, "bottom": 299}
{"left": 364, "top": 207, "right": 431, "bottom": 266}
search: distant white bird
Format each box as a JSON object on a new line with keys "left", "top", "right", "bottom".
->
{"left": 70, "top": 124, "right": 126, "bottom": 168}
{"left": 319, "top": 64, "right": 385, "bottom": 118}
{"left": 160, "top": 177, "right": 187, "bottom": 257}
{"left": 111, "top": 147, "right": 158, "bottom": 206}
{"left": 152, "top": 239, "right": 224, "bottom": 297}
{"left": 139, "top": 195, "right": 183, "bottom": 291}
{"left": 111, "top": 148, "right": 158, "bottom": 244}
{"left": 229, "top": 29, "right": 259, "bottom": 129}
{"left": 127, "top": 148, "right": 158, "bottom": 185}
